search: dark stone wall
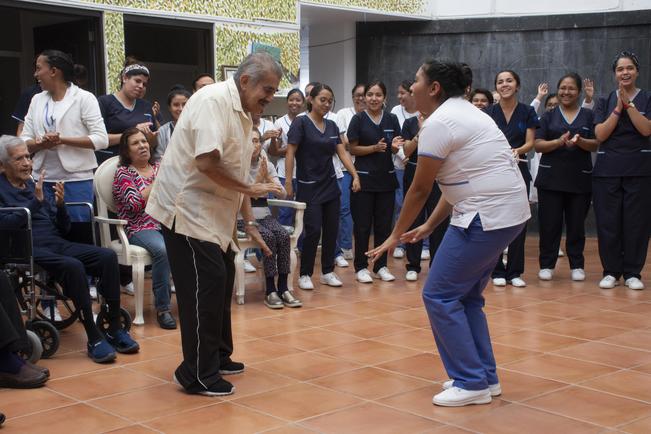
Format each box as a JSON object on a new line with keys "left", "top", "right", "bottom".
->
{"left": 356, "top": 10, "right": 651, "bottom": 236}
{"left": 357, "top": 10, "right": 651, "bottom": 108}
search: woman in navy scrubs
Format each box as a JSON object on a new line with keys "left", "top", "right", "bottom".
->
{"left": 593, "top": 51, "right": 651, "bottom": 290}
{"left": 534, "top": 73, "right": 598, "bottom": 282}
{"left": 96, "top": 64, "right": 157, "bottom": 165}
{"left": 285, "top": 84, "right": 360, "bottom": 290}
{"left": 368, "top": 60, "right": 529, "bottom": 406}
{"left": 485, "top": 70, "right": 539, "bottom": 288}
{"left": 401, "top": 113, "right": 449, "bottom": 282}
{"left": 348, "top": 81, "right": 404, "bottom": 283}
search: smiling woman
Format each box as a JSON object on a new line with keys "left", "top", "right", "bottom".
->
{"left": 592, "top": 51, "right": 651, "bottom": 291}
{"left": 367, "top": 60, "right": 530, "bottom": 407}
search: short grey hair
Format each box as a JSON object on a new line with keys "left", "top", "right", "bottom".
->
{"left": 0, "top": 135, "right": 25, "bottom": 164}
{"left": 233, "top": 52, "right": 282, "bottom": 88}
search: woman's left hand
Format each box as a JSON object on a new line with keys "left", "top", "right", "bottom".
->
{"left": 351, "top": 176, "right": 361, "bottom": 192}
{"left": 366, "top": 234, "right": 400, "bottom": 264}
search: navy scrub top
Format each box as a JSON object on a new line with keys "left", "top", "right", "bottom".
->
{"left": 287, "top": 115, "right": 340, "bottom": 204}
{"left": 485, "top": 102, "right": 540, "bottom": 182}
{"left": 593, "top": 89, "right": 651, "bottom": 177}
{"left": 347, "top": 110, "right": 400, "bottom": 192}
{"left": 534, "top": 106, "right": 594, "bottom": 193}
{"left": 98, "top": 94, "right": 157, "bottom": 135}
{"left": 402, "top": 115, "right": 420, "bottom": 179}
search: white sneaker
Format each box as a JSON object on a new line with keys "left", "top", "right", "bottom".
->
{"left": 356, "top": 269, "right": 373, "bottom": 284}
{"left": 599, "top": 275, "right": 619, "bottom": 289}
{"left": 334, "top": 255, "right": 349, "bottom": 268}
{"left": 421, "top": 250, "right": 430, "bottom": 260}
{"left": 342, "top": 248, "right": 354, "bottom": 260}
{"left": 393, "top": 247, "right": 405, "bottom": 259}
{"left": 538, "top": 269, "right": 553, "bottom": 281}
{"left": 571, "top": 268, "right": 586, "bottom": 281}
{"left": 319, "top": 272, "right": 343, "bottom": 287}
{"left": 374, "top": 267, "right": 396, "bottom": 282}
{"left": 121, "top": 282, "right": 135, "bottom": 296}
{"left": 442, "top": 380, "right": 501, "bottom": 397}
{"left": 509, "top": 277, "right": 526, "bottom": 287}
{"left": 432, "top": 386, "right": 492, "bottom": 407}
{"left": 558, "top": 248, "right": 565, "bottom": 257}
{"left": 405, "top": 270, "right": 418, "bottom": 281}
{"left": 298, "top": 275, "right": 314, "bottom": 290}
{"left": 492, "top": 278, "right": 506, "bottom": 287}
{"left": 625, "top": 277, "right": 645, "bottom": 290}
{"left": 170, "top": 282, "right": 176, "bottom": 293}
{"left": 243, "top": 259, "right": 256, "bottom": 273}
{"left": 89, "top": 284, "right": 98, "bottom": 300}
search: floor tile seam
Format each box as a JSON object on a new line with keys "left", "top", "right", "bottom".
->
{"left": 304, "top": 368, "right": 433, "bottom": 401}
{"left": 364, "top": 336, "right": 438, "bottom": 354}
{"left": 612, "top": 412, "right": 651, "bottom": 431}
{"left": 367, "top": 390, "right": 467, "bottom": 424}
{"left": 591, "top": 339, "right": 651, "bottom": 354}
{"left": 320, "top": 319, "right": 422, "bottom": 336}
{"left": 119, "top": 363, "right": 176, "bottom": 384}
{"left": 549, "top": 344, "right": 651, "bottom": 366}
{"left": 532, "top": 350, "right": 644, "bottom": 369}
{"left": 2, "top": 399, "right": 81, "bottom": 422}
{"left": 575, "top": 375, "right": 651, "bottom": 406}
{"left": 82, "top": 382, "right": 176, "bottom": 405}
{"left": 497, "top": 364, "right": 590, "bottom": 386}
{"left": 136, "top": 399, "right": 233, "bottom": 425}
{"left": 515, "top": 398, "right": 643, "bottom": 429}
{"left": 62, "top": 398, "right": 142, "bottom": 428}
{"left": 247, "top": 344, "right": 362, "bottom": 368}
{"left": 369, "top": 363, "right": 445, "bottom": 383}
{"left": 103, "top": 423, "right": 165, "bottom": 434}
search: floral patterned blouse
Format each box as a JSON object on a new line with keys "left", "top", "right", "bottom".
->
{"left": 112, "top": 162, "right": 160, "bottom": 237}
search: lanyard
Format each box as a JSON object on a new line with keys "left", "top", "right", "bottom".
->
{"left": 44, "top": 100, "right": 56, "bottom": 131}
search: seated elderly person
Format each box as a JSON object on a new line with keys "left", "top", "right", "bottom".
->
{"left": 0, "top": 135, "right": 139, "bottom": 363}
{"left": 239, "top": 128, "right": 301, "bottom": 309}
{"left": 112, "top": 128, "right": 176, "bottom": 329}
{"left": 0, "top": 270, "right": 49, "bottom": 388}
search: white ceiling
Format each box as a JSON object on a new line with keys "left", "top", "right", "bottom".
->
{"left": 299, "top": 2, "right": 426, "bottom": 25}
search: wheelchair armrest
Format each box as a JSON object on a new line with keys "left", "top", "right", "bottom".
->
{"left": 65, "top": 202, "right": 96, "bottom": 244}
{"left": 267, "top": 199, "right": 306, "bottom": 210}
{"left": 94, "top": 216, "right": 128, "bottom": 226}
{"left": 0, "top": 207, "right": 32, "bottom": 230}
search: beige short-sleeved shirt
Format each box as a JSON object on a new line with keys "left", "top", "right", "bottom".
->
{"left": 146, "top": 78, "right": 253, "bottom": 252}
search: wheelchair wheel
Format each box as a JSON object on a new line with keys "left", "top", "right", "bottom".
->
{"left": 29, "top": 320, "right": 60, "bottom": 359}
{"left": 18, "top": 330, "right": 44, "bottom": 363}
{"left": 95, "top": 307, "right": 132, "bottom": 333}
{"left": 34, "top": 280, "right": 79, "bottom": 329}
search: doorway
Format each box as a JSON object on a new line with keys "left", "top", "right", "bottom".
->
{"left": 124, "top": 16, "right": 213, "bottom": 123}
{"left": 0, "top": 1, "right": 103, "bottom": 135}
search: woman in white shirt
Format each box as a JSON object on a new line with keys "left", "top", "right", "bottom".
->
{"left": 368, "top": 60, "right": 530, "bottom": 407}
{"left": 21, "top": 49, "right": 108, "bottom": 222}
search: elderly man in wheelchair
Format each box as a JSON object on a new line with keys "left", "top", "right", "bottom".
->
{"left": 0, "top": 135, "right": 139, "bottom": 363}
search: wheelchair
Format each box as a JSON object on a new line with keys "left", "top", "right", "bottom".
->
{"left": 1, "top": 203, "right": 132, "bottom": 363}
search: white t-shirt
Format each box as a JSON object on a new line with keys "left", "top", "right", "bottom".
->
{"left": 256, "top": 118, "right": 276, "bottom": 152}
{"left": 418, "top": 97, "right": 531, "bottom": 231}
{"left": 390, "top": 104, "right": 418, "bottom": 171}
{"left": 273, "top": 114, "right": 296, "bottom": 179}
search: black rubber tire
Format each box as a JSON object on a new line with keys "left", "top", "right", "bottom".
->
{"left": 95, "top": 307, "right": 132, "bottom": 333}
{"left": 29, "top": 320, "right": 60, "bottom": 359}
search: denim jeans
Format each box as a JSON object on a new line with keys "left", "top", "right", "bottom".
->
{"left": 129, "top": 229, "right": 171, "bottom": 312}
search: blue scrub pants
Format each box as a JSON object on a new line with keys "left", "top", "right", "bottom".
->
{"left": 277, "top": 177, "right": 297, "bottom": 226}
{"left": 43, "top": 179, "right": 93, "bottom": 222}
{"left": 423, "top": 215, "right": 525, "bottom": 391}
{"left": 335, "top": 173, "right": 353, "bottom": 257}
{"left": 393, "top": 168, "right": 406, "bottom": 249}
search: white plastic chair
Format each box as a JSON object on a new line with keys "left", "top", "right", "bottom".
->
{"left": 93, "top": 156, "right": 151, "bottom": 325}
{"left": 234, "top": 199, "right": 305, "bottom": 305}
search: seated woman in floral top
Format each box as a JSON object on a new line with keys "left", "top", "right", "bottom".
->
{"left": 112, "top": 127, "right": 176, "bottom": 329}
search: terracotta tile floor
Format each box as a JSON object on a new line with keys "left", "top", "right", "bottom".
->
{"left": 2, "top": 238, "right": 651, "bottom": 433}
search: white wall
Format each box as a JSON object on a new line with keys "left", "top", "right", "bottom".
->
{"left": 305, "top": 21, "right": 357, "bottom": 113}
{"left": 423, "top": 0, "right": 651, "bottom": 18}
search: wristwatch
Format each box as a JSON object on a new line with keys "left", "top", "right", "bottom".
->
{"left": 623, "top": 101, "right": 636, "bottom": 110}
{"left": 244, "top": 220, "right": 259, "bottom": 228}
